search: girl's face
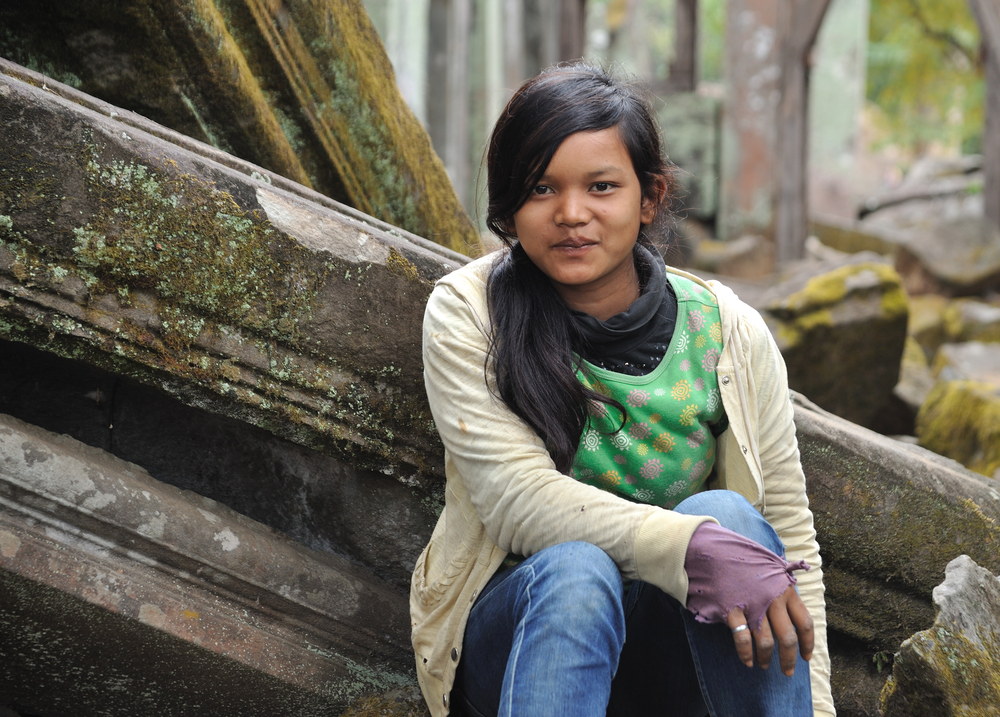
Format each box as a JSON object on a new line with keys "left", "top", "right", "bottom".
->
{"left": 512, "top": 127, "right": 657, "bottom": 320}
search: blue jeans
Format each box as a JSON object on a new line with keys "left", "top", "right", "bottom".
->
{"left": 454, "top": 490, "right": 812, "bottom": 717}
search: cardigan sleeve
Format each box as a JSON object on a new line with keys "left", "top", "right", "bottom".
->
{"left": 422, "top": 272, "right": 714, "bottom": 603}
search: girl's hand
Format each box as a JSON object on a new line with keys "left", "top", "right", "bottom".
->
{"left": 726, "top": 586, "right": 814, "bottom": 675}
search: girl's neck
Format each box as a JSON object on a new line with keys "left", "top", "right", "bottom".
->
{"left": 554, "top": 260, "right": 641, "bottom": 321}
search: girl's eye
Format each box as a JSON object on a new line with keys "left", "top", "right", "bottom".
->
{"left": 531, "top": 185, "right": 552, "bottom": 195}
{"left": 592, "top": 182, "right": 613, "bottom": 192}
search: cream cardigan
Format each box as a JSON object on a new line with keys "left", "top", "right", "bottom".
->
{"left": 410, "top": 254, "right": 834, "bottom": 716}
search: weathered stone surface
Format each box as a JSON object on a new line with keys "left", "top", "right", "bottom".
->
{"left": 853, "top": 155, "right": 1000, "bottom": 297}
{"left": 917, "top": 379, "right": 1000, "bottom": 479}
{"left": 858, "top": 156, "right": 984, "bottom": 223}
{"left": 941, "top": 299, "right": 1000, "bottom": 345}
{"left": 793, "top": 394, "right": 1000, "bottom": 654}
{"left": 907, "top": 293, "right": 951, "bottom": 357}
{"left": 0, "top": 337, "right": 438, "bottom": 588}
{"left": 891, "top": 215, "right": 1000, "bottom": 296}
{"left": 933, "top": 341, "right": 1000, "bottom": 384}
{"left": 690, "top": 234, "right": 776, "bottom": 280}
{"left": 894, "top": 336, "right": 935, "bottom": 418}
{"left": 0, "top": 412, "right": 415, "bottom": 715}
{"left": 0, "top": 58, "right": 465, "bottom": 489}
{"left": 758, "top": 258, "right": 909, "bottom": 430}
{"left": 879, "top": 556, "right": 1000, "bottom": 716}
{"left": 657, "top": 92, "right": 721, "bottom": 220}
{"left": 0, "top": 2, "right": 478, "bottom": 254}
{"left": 809, "top": 216, "right": 897, "bottom": 257}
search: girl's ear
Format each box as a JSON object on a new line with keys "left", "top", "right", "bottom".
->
{"left": 640, "top": 176, "right": 669, "bottom": 225}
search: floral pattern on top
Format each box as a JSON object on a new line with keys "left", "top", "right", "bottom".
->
{"left": 571, "top": 274, "right": 726, "bottom": 509}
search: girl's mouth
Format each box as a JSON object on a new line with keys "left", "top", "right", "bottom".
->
{"left": 554, "top": 238, "right": 596, "bottom": 250}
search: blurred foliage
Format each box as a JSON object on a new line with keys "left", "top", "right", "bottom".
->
{"left": 867, "top": 0, "right": 984, "bottom": 156}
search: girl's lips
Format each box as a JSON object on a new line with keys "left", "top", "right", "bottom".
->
{"left": 554, "top": 238, "right": 596, "bottom": 249}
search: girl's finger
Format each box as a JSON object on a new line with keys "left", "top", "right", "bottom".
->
{"left": 726, "top": 607, "right": 754, "bottom": 668}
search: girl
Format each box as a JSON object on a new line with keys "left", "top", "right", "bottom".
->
{"left": 410, "top": 63, "right": 833, "bottom": 717}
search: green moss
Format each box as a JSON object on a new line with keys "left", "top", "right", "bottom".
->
{"left": 770, "top": 263, "right": 906, "bottom": 348}
{"left": 782, "top": 264, "right": 904, "bottom": 314}
{"left": 385, "top": 247, "right": 420, "bottom": 282}
{"left": 71, "top": 148, "right": 326, "bottom": 348}
{"left": 776, "top": 308, "right": 833, "bottom": 347}
{"left": 917, "top": 380, "right": 1000, "bottom": 477}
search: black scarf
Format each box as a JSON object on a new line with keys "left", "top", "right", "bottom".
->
{"left": 571, "top": 244, "right": 678, "bottom": 376}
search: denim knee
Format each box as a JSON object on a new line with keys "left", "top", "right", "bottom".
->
{"left": 674, "top": 490, "right": 783, "bottom": 555}
{"left": 527, "top": 542, "right": 621, "bottom": 595}
{"left": 522, "top": 542, "right": 624, "bottom": 626}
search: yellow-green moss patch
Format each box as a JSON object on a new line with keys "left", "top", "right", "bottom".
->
{"left": 917, "top": 380, "right": 1000, "bottom": 478}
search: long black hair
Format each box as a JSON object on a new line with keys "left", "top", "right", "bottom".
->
{"left": 485, "top": 63, "right": 677, "bottom": 472}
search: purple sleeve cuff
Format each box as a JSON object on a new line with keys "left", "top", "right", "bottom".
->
{"left": 684, "top": 521, "right": 809, "bottom": 629}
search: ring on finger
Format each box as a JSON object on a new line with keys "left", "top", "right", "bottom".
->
{"left": 731, "top": 624, "right": 749, "bottom": 634}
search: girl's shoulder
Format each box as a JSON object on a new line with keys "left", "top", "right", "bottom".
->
{"left": 437, "top": 253, "right": 495, "bottom": 286}
{"left": 431, "top": 253, "right": 497, "bottom": 303}
{"left": 424, "top": 253, "right": 499, "bottom": 333}
{"left": 664, "top": 266, "right": 771, "bottom": 341}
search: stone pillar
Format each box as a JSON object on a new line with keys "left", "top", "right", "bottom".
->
{"left": 559, "top": 0, "right": 588, "bottom": 61}
{"left": 445, "top": 0, "right": 473, "bottom": 207}
{"left": 969, "top": 0, "right": 1000, "bottom": 229}
{"left": 720, "top": 0, "right": 783, "bottom": 245}
{"left": 504, "top": 0, "right": 527, "bottom": 88}
{"left": 719, "top": 0, "right": 831, "bottom": 265}
{"left": 366, "top": 0, "right": 431, "bottom": 125}
{"left": 668, "top": 0, "right": 699, "bottom": 92}
{"left": 808, "top": 0, "right": 870, "bottom": 220}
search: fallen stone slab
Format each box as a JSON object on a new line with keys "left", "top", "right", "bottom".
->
{"left": 0, "top": 335, "right": 439, "bottom": 590}
{"left": 879, "top": 555, "right": 1000, "bottom": 716}
{"left": 882, "top": 216, "right": 1000, "bottom": 297}
{"left": 793, "top": 394, "right": 1000, "bottom": 653}
{"left": 0, "top": 1, "right": 479, "bottom": 254}
{"left": 0, "top": 57, "right": 464, "bottom": 491}
{"left": 932, "top": 341, "right": 1000, "bottom": 384}
{"left": 941, "top": 298, "right": 1000, "bottom": 344}
{"left": 0, "top": 412, "right": 416, "bottom": 716}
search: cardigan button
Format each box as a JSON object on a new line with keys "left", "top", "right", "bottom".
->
{"left": 741, "top": 445, "right": 748, "bottom": 454}
{"left": 443, "top": 693, "right": 449, "bottom": 707}
{"left": 721, "top": 375, "right": 731, "bottom": 385}
{"left": 451, "top": 647, "right": 459, "bottom": 661}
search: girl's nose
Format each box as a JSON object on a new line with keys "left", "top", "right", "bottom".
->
{"left": 554, "top": 191, "right": 590, "bottom": 226}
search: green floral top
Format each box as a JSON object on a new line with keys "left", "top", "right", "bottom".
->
{"left": 572, "top": 274, "right": 726, "bottom": 508}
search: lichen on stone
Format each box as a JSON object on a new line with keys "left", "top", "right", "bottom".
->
{"left": 916, "top": 380, "right": 1000, "bottom": 478}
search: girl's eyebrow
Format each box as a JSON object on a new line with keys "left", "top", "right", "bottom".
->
{"left": 538, "top": 165, "right": 627, "bottom": 182}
